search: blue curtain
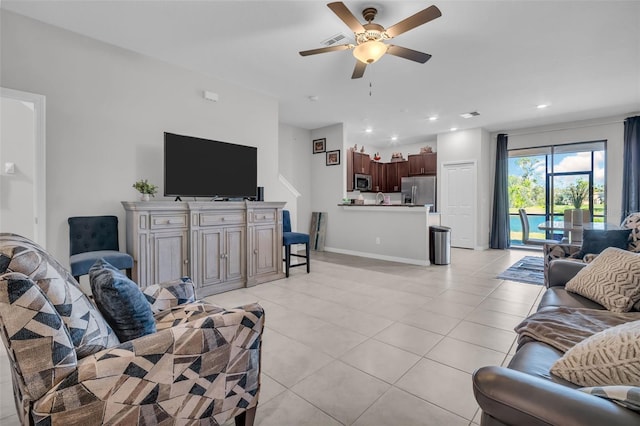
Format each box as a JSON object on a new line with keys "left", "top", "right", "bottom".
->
{"left": 622, "top": 116, "right": 640, "bottom": 222}
{"left": 490, "top": 134, "right": 510, "bottom": 249}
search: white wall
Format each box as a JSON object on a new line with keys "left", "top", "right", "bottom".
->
{"left": 437, "top": 128, "right": 492, "bottom": 249}
{"left": 278, "top": 123, "right": 312, "bottom": 233}
{"left": 498, "top": 114, "right": 635, "bottom": 223}
{"left": 0, "top": 98, "right": 35, "bottom": 238}
{"left": 310, "top": 123, "right": 345, "bottom": 248}
{"left": 1, "top": 10, "right": 282, "bottom": 262}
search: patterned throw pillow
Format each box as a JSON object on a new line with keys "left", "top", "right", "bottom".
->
{"left": 551, "top": 320, "right": 640, "bottom": 387}
{"left": 89, "top": 259, "right": 156, "bottom": 342}
{"left": 579, "top": 386, "right": 640, "bottom": 412}
{"left": 0, "top": 233, "right": 119, "bottom": 358}
{"left": 143, "top": 277, "right": 196, "bottom": 314}
{"left": 566, "top": 247, "right": 640, "bottom": 312}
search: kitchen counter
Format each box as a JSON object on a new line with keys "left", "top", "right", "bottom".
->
{"left": 338, "top": 203, "right": 437, "bottom": 212}
{"left": 326, "top": 204, "right": 440, "bottom": 266}
{"left": 339, "top": 203, "right": 428, "bottom": 207}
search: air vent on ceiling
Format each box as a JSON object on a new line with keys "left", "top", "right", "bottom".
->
{"left": 321, "top": 33, "right": 350, "bottom": 47}
{"left": 460, "top": 111, "right": 480, "bottom": 118}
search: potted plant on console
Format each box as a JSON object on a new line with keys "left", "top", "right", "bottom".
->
{"left": 133, "top": 179, "right": 158, "bottom": 201}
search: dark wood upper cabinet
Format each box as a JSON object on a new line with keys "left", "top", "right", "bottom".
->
{"left": 408, "top": 153, "right": 437, "bottom": 176}
{"left": 353, "top": 152, "right": 371, "bottom": 175}
{"left": 385, "top": 161, "right": 409, "bottom": 193}
{"left": 346, "top": 151, "right": 372, "bottom": 191}
{"left": 370, "top": 161, "right": 385, "bottom": 192}
{"left": 347, "top": 149, "right": 373, "bottom": 191}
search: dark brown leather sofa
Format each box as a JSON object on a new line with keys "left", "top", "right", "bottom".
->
{"left": 472, "top": 259, "right": 640, "bottom": 426}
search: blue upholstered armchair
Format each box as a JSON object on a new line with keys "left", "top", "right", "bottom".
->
{"left": 68, "top": 215, "right": 133, "bottom": 281}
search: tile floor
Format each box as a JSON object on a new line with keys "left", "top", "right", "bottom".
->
{"left": 0, "top": 247, "right": 545, "bottom": 426}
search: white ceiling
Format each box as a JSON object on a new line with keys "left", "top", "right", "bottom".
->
{"left": 3, "top": 1, "right": 640, "bottom": 148}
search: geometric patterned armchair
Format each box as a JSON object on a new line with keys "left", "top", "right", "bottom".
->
{"left": 0, "top": 233, "right": 263, "bottom": 426}
{"left": 543, "top": 212, "right": 640, "bottom": 286}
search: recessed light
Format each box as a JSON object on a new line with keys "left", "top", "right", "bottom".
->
{"left": 450, "top": 127, "right": 458, "bottom": 132}
{"left": 536, "top": 104, "right": 549, "bottom": 109}
{"left": 365, "top": 128, "right": 373, "bottom": 133}
{"left": 429, "top": 116, "right": 438, "bottom": 121}
{"left": 391, "top": 136, "right": 398, "bottom": 141}
{"left": 308, "top": 95, "right": 319, "bottom": 102}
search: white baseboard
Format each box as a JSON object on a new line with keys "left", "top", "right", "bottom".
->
{"left": 322, "top": 246, "right": 430, "bottom": 267}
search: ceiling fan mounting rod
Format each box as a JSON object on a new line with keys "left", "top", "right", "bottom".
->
{"left": 362, "top": 7, "right": 377, "bottom": 23}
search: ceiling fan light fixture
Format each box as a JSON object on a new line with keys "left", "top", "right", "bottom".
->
{"left": 353, "top": 40, "right": 387, "bottom": 64}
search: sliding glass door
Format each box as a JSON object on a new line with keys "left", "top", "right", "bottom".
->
{"left": 508, "top": 141, "right": 606, "bottom": 246}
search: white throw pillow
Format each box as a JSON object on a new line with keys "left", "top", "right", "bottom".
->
{"left": 551, "top": 320, "right": 640, "bottom": 387}
{"left": 566, "top": 247, "right": 640, "bottom": 312}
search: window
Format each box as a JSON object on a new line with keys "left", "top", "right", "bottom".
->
{"left": 508, "top": 141, "right": 606, "bottom": 246}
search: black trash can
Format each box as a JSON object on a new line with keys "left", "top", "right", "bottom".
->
{"left": 429, "top": 226, "right": 451, "bottom": 265}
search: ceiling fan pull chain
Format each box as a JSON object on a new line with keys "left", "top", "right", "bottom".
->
{"left": 369, "top": 81, "right": 373, "bottom": 97}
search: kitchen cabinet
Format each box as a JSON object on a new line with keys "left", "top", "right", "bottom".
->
{"left": 346, "top": 150, "right": 372, "bottom": 191}
{"left": 353, "top": 152, "right": 371, "bottom": 175}
{"left": 385, "top": 161, "right": 409, "bottom": 192}
{"left": 122, "top": 201, "right": 285, "bottom": 297}
{"left": 370, "top": 161, "right": 385, "bottom": 192}
{"left": 408, "top": 153, "right": 437, "bottom": 176}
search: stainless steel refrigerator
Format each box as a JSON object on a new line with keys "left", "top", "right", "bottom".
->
{"left": 401, "top": 176, "right": 437, "bottom": 211}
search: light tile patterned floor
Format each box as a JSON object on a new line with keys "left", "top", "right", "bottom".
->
{"left": 0, "top": 247, "right": 543, "bottom": 426}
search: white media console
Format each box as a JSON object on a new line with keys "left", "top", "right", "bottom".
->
{"left": 122, "top": 200, "right": 285, "bottom": 297}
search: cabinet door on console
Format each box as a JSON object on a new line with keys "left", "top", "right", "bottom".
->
{"left": 224, "top": 226, "right": 246, "bottom": 282}
{"left": 254, "top": 225, "right": 277, "bottom": 275}
{"left": 151, "top": 230, "right": 188, "bottom": 284}
{"left": 200, "top": 228, "right": 224, "bottom": 286}
{"left": 199, "top": 226, "right": 245, "bottom": 288}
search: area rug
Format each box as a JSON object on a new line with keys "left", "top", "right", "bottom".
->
{"left": 496, "top": 256, "right": 545, "bottom": 285}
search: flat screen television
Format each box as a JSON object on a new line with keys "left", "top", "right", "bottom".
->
{"left": 164, "top": 132, "right": 257, "bottom": 199}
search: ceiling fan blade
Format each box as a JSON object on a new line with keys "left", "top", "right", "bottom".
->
{"left": 299, "top": 44, "right": 351, "bottom": 56}
{"left": 385, "top": 5, "right": 442, "bottom": 38}
{"left": 386, "top": 45, "right": 432, "bottom": 63}
{"left": 352, "top": 60, "right": 367, "bottom": 79}
{"left": 328, "top": 2, "right": 365, "bottom": 34}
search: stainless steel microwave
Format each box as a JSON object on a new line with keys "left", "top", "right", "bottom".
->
{"left": 354, "top": 174, "right": 372, "bottom": 191}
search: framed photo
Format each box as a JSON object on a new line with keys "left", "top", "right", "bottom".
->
{"left": 313, "top": 138, "right": 326, "bottom": 154}
{"left": 326, "top": 150, "right": 340, "bottom": 166}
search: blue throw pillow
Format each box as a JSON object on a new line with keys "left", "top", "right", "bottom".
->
{"left": 89, "top": 259, "right": 156, "bottom": 342}
{"left": 578, "top": 229, "right": 632, "bottom": 258}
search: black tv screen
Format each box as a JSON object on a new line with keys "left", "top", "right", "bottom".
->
{"left": 164, "top": 132, "right": 257, "bottom": 198}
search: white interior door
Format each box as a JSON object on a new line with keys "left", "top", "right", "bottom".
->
{"left": 441, "top": 161, "right": 476, "bottom": 249}
{"left": 0, "top": 88, "right": 46, "bottom": 246}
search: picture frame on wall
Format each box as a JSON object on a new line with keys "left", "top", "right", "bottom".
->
{"left": 313, "top": 138, "right": 326, "bottom": 154}
{"left": 326, "top": 150, "right": 340, "bottom": 166}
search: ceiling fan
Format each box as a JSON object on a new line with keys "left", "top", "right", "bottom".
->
{"left": 299, "top": 2, "right": 442, "bottom": 79}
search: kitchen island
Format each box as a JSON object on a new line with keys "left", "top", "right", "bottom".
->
{"left": 328, "top": 204, "right": 440, "bottom": 266}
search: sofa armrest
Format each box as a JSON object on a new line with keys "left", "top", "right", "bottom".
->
{"left": 473, "top": 366, "right": 639, "bottom": 426}
{"left": 143, "top": 277, "right": 196, "bottom": 313}
{"left": 33, "top": 303, "right": 265, "bottom": 425}
{"left": 543, "top": 243, "right": 582, "bottom": 286}
{"left": 0, "top": 273, "right": 78, "bottom": 405}
{"left": 547, "top": 259, "right": 587, "bottom": 287}
{"left": 154, "top": 301, "right": 225, "bottom": 331}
